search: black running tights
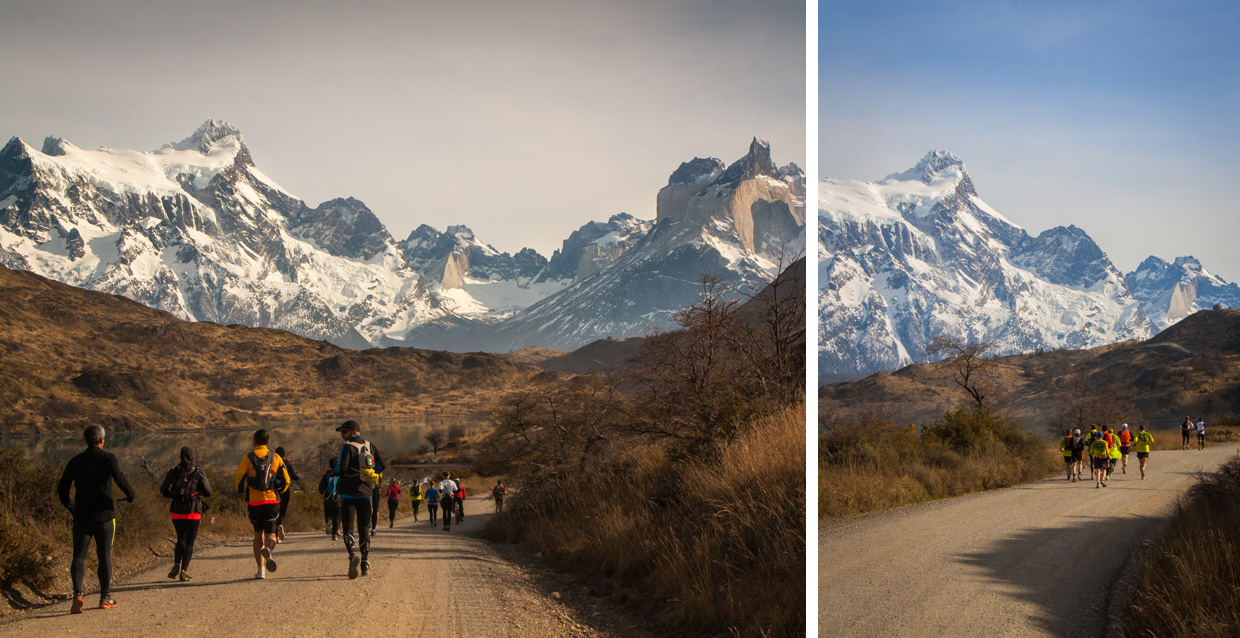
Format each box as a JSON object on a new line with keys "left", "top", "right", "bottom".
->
{"left": 172, "top": 519, "right": 200, "bottom": 570}
{"left": 340, "top": 498, "right": 372, "bottom": 561}
{"left": 70, "top": 519, "right": 114, "bottom": 598}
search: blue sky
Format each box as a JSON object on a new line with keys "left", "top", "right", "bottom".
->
{"left": 820, "top": 0, "right": 1240, "bottom": 279}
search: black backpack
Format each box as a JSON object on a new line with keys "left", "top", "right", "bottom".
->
{"left": 175, "top": 467, "right": 198, "bottom": 502}
{"left": 245, "top": 452, "right": 282, "bottom": 492}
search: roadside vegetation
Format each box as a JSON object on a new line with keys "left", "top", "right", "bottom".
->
{"left": 479, "top": 264, "right": 806, "bottom": 638}
{"left": 819, "top": 409, "right": 1058, "bottom": 519}
{"left": 0, "top": 445, "right": 329, "bottom": 614}
{"left": 1125, "top": 446, "right": 1240, "bottom": 637}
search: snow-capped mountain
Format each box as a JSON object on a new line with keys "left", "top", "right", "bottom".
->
{"left": 1126, "top": 256, "right": 1240, "bottom": 330}
{"left": 0, "top": 121, "right": 453, "bottom": 347}
{"left": 1, "top": 121, "right": 800, "bottom": 353}
{"left": 400, "top": 224, "right": 562, "bottom": 320}
{"left": 472, "top": 137, "right": 805, "bottom": 352}
{"left": 819, "top": 150, "right": 1153, "bottom": 376}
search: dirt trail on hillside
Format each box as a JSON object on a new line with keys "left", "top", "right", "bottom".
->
{"left": 2, "top": 497, "right": 627, "bottom": 637}
{"left": 819, "top": 444, "right": 1240, "bottom": 638}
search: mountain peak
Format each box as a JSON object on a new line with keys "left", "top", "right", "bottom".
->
{"left": 886, "top": 149, "right": 967, "bottom": 184}
{"left": 712, "top": 136, "right": 780, "bottom": 187}
{"left": 171, "top": 120, "right": 246, "bottom": 156}
{"left": 41, "top": 136, "right": 76, "bottom": 157}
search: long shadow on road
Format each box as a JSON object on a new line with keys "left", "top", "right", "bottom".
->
{"left": 955, "top": 514, "right": 1162, "bottom": 638}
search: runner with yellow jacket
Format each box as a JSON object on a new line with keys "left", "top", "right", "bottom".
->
{"left": 234, "top": 429, "right": 290, "bottom": 580}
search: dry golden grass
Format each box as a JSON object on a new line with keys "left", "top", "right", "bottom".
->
{"left": 485, "top": 405, "right": 805, "bottom": 638}
{"left": 1125, "top": 454, "right": 1240, "bottom": 637}
{"left": 0, "top": 264, "right": 541, "bottom": 433}
{"left": 819, "top": 410, "right": 1060, "bottom": 520}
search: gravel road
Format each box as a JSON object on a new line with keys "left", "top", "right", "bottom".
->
{"left": 2, "top": 496, "right": 620, "bottom": 637}
{"left": 819, "top": 444, "right": 1240, "bottom": 637}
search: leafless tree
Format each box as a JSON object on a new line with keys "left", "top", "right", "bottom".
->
{"left": 425, "top": 429, "right": 447, "bottom": 455}
{"left": 926, "top": 336, "right": 994, "bottom": 412}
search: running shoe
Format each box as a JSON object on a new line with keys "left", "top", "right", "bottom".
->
{"left": 99, "top": 598, "right": 117, "bottom": 609}
{"left": 361, "top": 561, "right": 370, "bottom": 577}
{"left": 277, "top": 525, "right": 285, "bottom": 542}
{"left": 70, "top": 595, "right": 84, "bottom": 614}
{"left": 255, "top": 567, "right": 265, "bottom": 580}
{"left": 261, "top": 546, "right": 277, "bottom": 572}
{"left": 1122, "top": 467, "right": 1126, "bottom": 474}
{"left": 1102, "top": 482, "right": 1108, "bottom": 487}
{"left": 179, "top": 571, "right": 192, "bottom": 582}
{"left": 168, "top": 565, "right": 180, "bottom": 579}
{"left": 1096, "top": 483, "right": 1100, "bottom": 489}
{"left": 348, "top": 555, "right": 361, "bottom": 580}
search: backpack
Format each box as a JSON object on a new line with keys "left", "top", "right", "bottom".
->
{"left": 174, "top": 467, "right": 198, "bottom": 502}
{"left": 245, "top": 451, "right": 281, "bottom": 493}
{"left": 324, "top": 475, "right": 340, "bottom": 505}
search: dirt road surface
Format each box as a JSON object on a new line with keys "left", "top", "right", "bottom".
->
{"left": 819, "top": 444, "right": 1240, "bottom": 637}
{"left": 2, "top": 496, "right": 624, "bottom": 637}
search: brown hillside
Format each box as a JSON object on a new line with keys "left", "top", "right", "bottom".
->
{"left": 819, "top": 309, "right": 1240, "bottom": 432}
{"left": 0, "top": 265, "right": 544, "bottom": 433}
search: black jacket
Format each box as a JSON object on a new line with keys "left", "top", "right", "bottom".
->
{"left": 332, "top": 435, "right": 386, "bottom": 500}
{"left": 58, "top": 446, "right": 137, "bottom": 523}
{"left": 159, "top": 464, "right": 213, "bottom": 516}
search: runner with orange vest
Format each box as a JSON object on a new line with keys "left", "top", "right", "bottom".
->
{"left": 1117, "top": 424, "right": 1133, "bottom": 474}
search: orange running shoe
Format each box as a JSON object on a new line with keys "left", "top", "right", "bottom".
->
{"left": 70, "top": 595, "right": 84, "bottom": 614}
{"left": 99, "top": 598, "right": 117, "bottom": 609}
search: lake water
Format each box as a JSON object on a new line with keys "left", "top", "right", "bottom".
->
{"left": 0, "top": 417, "right": 487, "bottom": 474}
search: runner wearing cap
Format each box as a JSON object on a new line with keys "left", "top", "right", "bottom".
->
{"left": 1069, "top": 429, "right": 1085, "bottom": 481}
{"left": 332, "top": 420, "right": 386, "bottom": 579}
{"left": 424, "top": 481, "right": 440, "bottom": 526}
{"left": 409, "top": 480, "right": 424, "bottom": 522}
{"left": 1134, "top": 425, "right": 1154, "bottom": 479}
{"left": 1089, "top": 430, "right": 1112, "bottom": 488}
{"left": 1117, "top": 424, "right": 1133, "bottom": 474}
{"left": 159, "top": 446, "right": 211, "bottom": 582}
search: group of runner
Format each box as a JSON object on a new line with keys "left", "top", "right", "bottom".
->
{"left": 55, "top": 420, "right": 512, "bottom": 614}
{"left": 1059, "top": 423, "right": 1156, "bottom": 488}
{"left": 1180, "top": 416, "right": 1207, "bottom": 450}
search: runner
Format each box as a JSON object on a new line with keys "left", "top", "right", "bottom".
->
{"left": 425, "top": 481, "right": 440, "bottom": 526}
{"left": 455, "top": 478, "right": 466, "bottom": 524}
{"left": 333, "top": 420, "right": 386, "bottom": 579}
{"left": 1197, "top": 419, "right": 1206, "bottom": 450}
{"left": 274, "top": 446, "right": 300, "bottom": 543}
{"left": 492, "top": 480, "right": 507, "bottom": 512}
{"left": 370, "top": 470, "right": 382, "bottom": 536}
{"left": 1059, "top": 431, "right": 1074, "bottom": 480}
{"left": 1106, "top": 426, "right": 1121, "bottom": 480}
{"left": 386, "top": 478, "right": 401, "bottom": 528}
{"left": 1134, "top": 425, "right": 1154, "bottom": 479}
{"left": 1089, "top": 429, "right": 1111, "bottom": 488}
{"left": 409, "top": 479, "right": 424, "bottom": 522}
{"left": 318, "top": 467, "right": 341, "bottom": 540}
{"left": 438, "top": 471, "right": 456, "bottom": 532}
{"left": 158, "top": 446, "right": 211, "bottom": 582}
{"left": 57, "top": 424, "right": 136, "bottom": 614}
{"left": 1069, "top": 429, "right": 1085, "bottom": 481}
{"left": 1181, "top": 416, "right": 1194, "bottom": 450}
{"left": 234, "top": 429, "right": 290, "bottom": 580}
{"left": 1117, "top": 424, "right": 1133, "bottom": 474}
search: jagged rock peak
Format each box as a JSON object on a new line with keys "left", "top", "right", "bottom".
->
{"left": 714, "top": 136, "right": 779, "bottom": 186}
{"left": 668, "top": 157, "right": 725, "bottom": 186}
{"left": 1, "top": 136, "right": 31, "bottom": 159}
{"left": 886, "top": 149, "right": 967, "bottom": 184}
{"left": 41, "top": 136, "right": 75, "bottom": 156}
{"left": 171, "top": 119, "right": 245, "bottom": 154}
{"left": 444, "top": 225, "right": 476, "bottom": 241}
{"left": 1136, "top": 255, "right": 1170, "bottom": 272}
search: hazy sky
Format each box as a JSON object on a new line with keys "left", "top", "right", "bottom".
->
{"left": 0, "top": 0, "right": 804, "bottom": 257}
{"left": 821, "top": 0, "right": 1240, "bottom": 280}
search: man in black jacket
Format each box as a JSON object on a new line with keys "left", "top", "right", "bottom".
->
{"left": 332, "top": 420, "right": 386, "bottom": 579}
{"left": 57, "top": 424, "right": 136, "bottom": 614}
{"left": 274, "top": 446, "right": 300, "bottom": 543}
